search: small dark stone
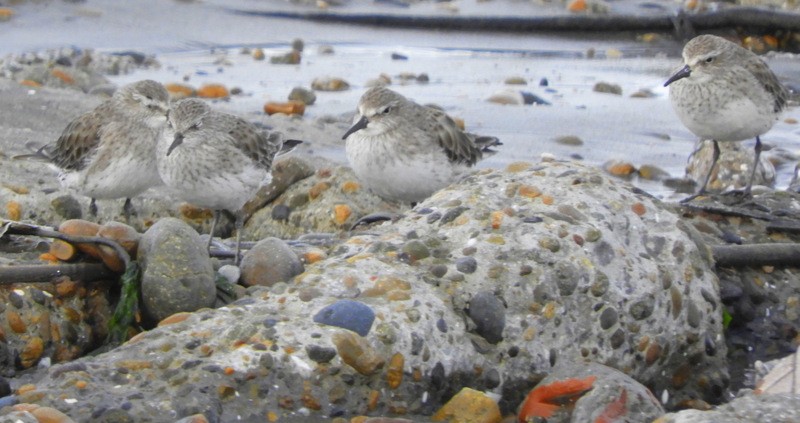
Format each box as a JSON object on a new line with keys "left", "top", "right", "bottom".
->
{"left": 439, "top": 206, "right": 468, "bottom": 225}
{"left": 508, "top": 346, "right": 519, "bottom": 357}
{"left": 436, "top": 318, "right": 448, "bottom": 333}
{"left": 417, "top": 73, "right": 429, "bottom": 83}
{"left": 539, "top": 77, "right": 549, "bottom": 86}
{"left": 50, "top": 195, "right": 83, "bottom": 219}
{"left": 430, "top": 362, "right": 446, "bottom": 390}
{"left": 523, "top": 216, "right": 543, "bottom": 223}
{"left": 306, "top": 344, "right": 337, "bottom": 363}
{"left": 429, "top": 264, "right": 448, "bottom": 278}
{"left": 8, "top": 291, "right": 24, "bottom": 309}
{"left": 313, "top": 299, "right": 375, "bottom": 336}
{"left": 610, "top": 328, "right": 625, "bottom": 349}
{"left": 29, "top": 289, "right": 47, "bottom": 305}
{"left": 262, "top": 318, "right": 278, "bottom": 328}
{"left": 521, "top": 91, "right": 551, "bottom": 106}
{"left": 467, "top": 291, "right": 506, "bottom": 344}
{"left": 720, "top": 231, "right": 743, "bottom": 245}
{"left": 599, "top": 307, "right": 618, "bottom": 330}
{"left": 484, "top": 368, "right": 501, "bottom": 389}
{"left": 455, "top": 256, "right": 478, "bottom": 274}
{"left": 549, "top": 348, "right": 558, "bottom": 366}
{"left": 629, "top": 299, "right": 654, "bottom": 320}
{"left": 410, "top": 332, "right": 423, "bottom": 356}
{"left": 55, "top": 56, "right": 72, "bottom": 66}
{"left": 271, "top": 204, "right": 291, "bottom": 221}
{"left": 687, "top": 301, "right": 701, "bottom": 328}
{"left": 184, "top": 339, "right": 202, "bottom": 350}
{"left": 426, "top": 212, "right": 442, "bottom": 224}
{"left": 112, "top": 50, "right": 147, "bottom": 64}
{"left": 519, "top": 264, "right": 533, "bottom": 276}
{"left": 0, "top": 376, "right": 10, "bottom": 397}
{"left": 417, "top": 207, "right": 434, "bottom": 215}
{"left": 391, "top": 52, "right": 408, "bottom": 60}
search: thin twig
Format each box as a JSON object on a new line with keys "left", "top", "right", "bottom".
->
{"left": 1, "top": 220, "right": 131, "bottom": 270}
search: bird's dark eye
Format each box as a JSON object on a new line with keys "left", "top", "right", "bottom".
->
{"left": 705, "top": 57, "right": 714, "bottom": 63}
{"left": 381, "top": 106, "right": 392, "bottom": 115}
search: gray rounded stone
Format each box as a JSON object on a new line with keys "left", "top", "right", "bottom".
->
{"left": 467, "top": 290, "right": 505, "bottom": 344}
{"left": 240, "top": 237, "right": 304, "bottom": 287}
{"left": 455, "top": 256, "right": 478, "bottom": 274}
{"left": 137, "top": 218, "right": 216, "bottom": 322}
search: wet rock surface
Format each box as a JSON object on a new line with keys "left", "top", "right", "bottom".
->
{"left": 2, "top": 161, "right": 732, "bottom": 421}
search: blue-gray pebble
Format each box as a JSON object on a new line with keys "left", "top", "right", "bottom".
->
{"left": 313, "top": 300, "right": 375, "bottom": 336}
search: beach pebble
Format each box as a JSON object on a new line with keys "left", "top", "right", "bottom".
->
{"left": 50, "top": 195, "right": 83, "bottom": 219}
{"left": 594, "top": 81, "right": 622, "bottom": 95}
{"left": 137, "top": 218, "right": 216, "bottom": 322}
{"left": 504, "top": 76, "right": 527, "bottom": 85}
{"left": 555, "top": 135, "right": 584, "bottom": 146}
{"left": 468, "top": 291, "right": 505, "bottom": 344}
{"left": 432, "top": 388, "right": 501, "bottom": 422}
{"left": 314, "top": 299, "right": 375, "bottom": 336}
{"left": 311, "top": 77, "right": 350, "bottom": 91}
{"left": 239, "top": 237, "right": 304, "bottom": 287}
{"left": 288, "top": 86, "right": 316, "bottom": 105}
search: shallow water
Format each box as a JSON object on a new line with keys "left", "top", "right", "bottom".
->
{"left": 4, "top": 0, "right": 800, "bottom": 200}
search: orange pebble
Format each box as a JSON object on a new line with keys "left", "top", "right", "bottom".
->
{"left": 49, "top": 240, "right": 78, "bottom": 261}
{"left": 19, "top": 79, "right": 41, "bottom": 87}
{"left": 567, "top": 0, "right": 587, "bottom": 12}
{"left": 165, "top": 83, "right": 196, "bottom": 100}
{"left": 50, "top": 69, "right": 75, "bottom": 84}
{"left": 0, "top": 7, "right": 14, "bottom": 21}
{"left": 263, "top": 100, "right": 305, "bottom": 116}
{"left": 197, "top": 83, "right": 229, "bottom": 99}
{"left": 6, "top": 200, "right": 21, "bottom": 220}
{"left": 333, "top": 204, "right": 352, "bottom": 225}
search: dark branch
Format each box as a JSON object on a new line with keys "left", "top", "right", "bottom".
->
{"left": 712, "top": 243, "right": 800, "bottom": 267}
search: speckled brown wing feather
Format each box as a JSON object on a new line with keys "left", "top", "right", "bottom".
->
{"left": 50, "top": 108, "right": 105, "bottom": 171}
{"left": 220, "top": 114, "right": 283, "bottom": 170}
{"left": 744, "top": 54, "right": 788, "bottom": 114}
{"left": 426, "top": 106, "right": 484, "bottom": 166}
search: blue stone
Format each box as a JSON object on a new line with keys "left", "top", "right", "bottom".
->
{"left": 313, "top": 300, "right": 375, "bottom": 336}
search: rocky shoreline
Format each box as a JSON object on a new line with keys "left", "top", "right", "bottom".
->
{"left": 0, "top": 44, "right": 799, "bottom": 423}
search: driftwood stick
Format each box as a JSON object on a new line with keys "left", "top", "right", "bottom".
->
{"left": 712, "top": 243, "right": 800, "bottom": 267}
{"left": 1, "top": 220, "right": 131, "bottom": 270}
{"left": 0, "top": 263, "right": 115, "bottom": 284}
{"left": 226, "top": 7, "right": 800, "bottom": 33}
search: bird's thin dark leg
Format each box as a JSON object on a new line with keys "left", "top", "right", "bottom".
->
{"left": 234, "top": 212, "right": 243, "bottom": 266}
{"left": 122, "top": 198, "right": 136, "bottom": 222}
{"left": 89, "top": 198, "right": 98, "bottom": 217}
{"left": 744, "top": 136, "right": 762, "bottom": 197}
{"left": 207, "top": 210, "right": 220, "bottom": 251}
{"left": 681, "top": 140, "right": 719, "bottom": 203}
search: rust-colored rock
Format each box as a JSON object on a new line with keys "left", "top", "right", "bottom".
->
{"left": 165, "top": 83, "right": 195, "bottom": 100}
{"left": 432, "top": 387, "right": 502, "bottom": 423}
{"left": 49, "top": 240, "right": 78, "bottom": 261}
{"left": 333, "top": 204, "right": 352, "bottom": 226}
{"left": 332, "top": 331, "right": 385, "bottom": 376}
{"left": 264, "top": 101, "right": 305, "bottom": 116}
{"left": 7, "top": 310, "right": 26, "bottom": 333}
{"left": 197, "top": 83, "right": 229, "bottom": 99}
{"left": 20, "top": 337, "right": 44, "bottom": 368}
{"left": 386, "top": 352, "right": 405, "bottom": 389}
{"left": 6, "top": 200, "right": 21, "bottom": 220}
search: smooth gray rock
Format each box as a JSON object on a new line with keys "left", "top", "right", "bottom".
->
{"left": 137, "top": 217, "right": 216, "bottom": 322}
{"left": 239, "top": 237, "right": 304, "bottom": 287}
